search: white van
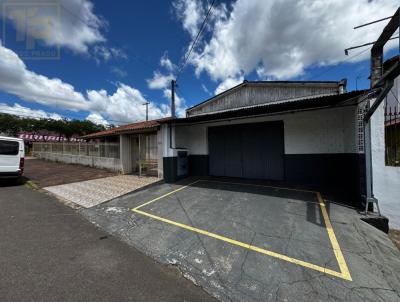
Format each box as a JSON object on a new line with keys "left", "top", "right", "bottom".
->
{"left": 0, "top": 136, "right": 25, "bottom": 181}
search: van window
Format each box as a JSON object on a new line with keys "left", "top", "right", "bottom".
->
{"left": 0, "top": 140, "right": 19, "bottom": 155}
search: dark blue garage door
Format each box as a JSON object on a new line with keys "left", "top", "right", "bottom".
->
{"left": 208, "top": 121, "right": 284, "bottom": 180}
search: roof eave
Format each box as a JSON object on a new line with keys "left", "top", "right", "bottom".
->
{"left": 177, "top": 90, "right": 365, "bottom": 124}
{"left": 185, "top": 80, "right": 342, "bottom": 114}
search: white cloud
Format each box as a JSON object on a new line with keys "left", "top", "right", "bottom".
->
{"left": 0, "top": 41, "right": 171, "bottom": 125}
{"left": 162, "top": 88, "right": 186, "bottom": 117}
{"left": 147, "top": 52, "right": 178, "bottom": 90}
{"left": 110, "top": 66, "right": 127, "bottom": 78}
{"left": 1, "top": 0, "right": 106, "bottom": 53}
{"left": 160, "top": 52, "right": 176, "bottom": 71}
{"left": 175, "top": 0, "right": 399, "bottom": 80}
{"left": 214, "top": 75, "right": 244, "bottom": 95}
{"left": 173, "top": 0, "right": 205, "bottom": 38}
{"left": 86, "top": 84, "right": 169, "bottom": 123}
{"left": 86, "top": 112, "right": 109, "bottom": 125}
{"left": 0, "top": 103, "right": 62, "bottom": 120}
{"left": 94, "top": 45, "right": 127, "bottom": 63}
{"left": 0, "top": 40, "right": 88, "bottom": 111}
{"left": 201, "top": 83, "right": 211, "bottom": 95}
{"left": 146, "top": 52, "right": 186, "bottom": 117}
{"left": 147, "top": 71, "right": 174, "bottom": 90}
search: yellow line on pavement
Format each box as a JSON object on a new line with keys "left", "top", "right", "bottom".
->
{"left": 25, "top": 180, "right": 39, "bottom": 190}
{"left": 131, "top": 179, "right": 352, "bottom": 281}
{"left": 133, "top": 180, "right": 202, "bottom": 211}
{"left": 317, "top": 192, "right": 352, "bottom": 281}
{"left": 133, "top": 208, "right": 346, "bottom": 279}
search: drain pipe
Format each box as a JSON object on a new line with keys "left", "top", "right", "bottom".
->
{"left": 169, "top": 79, "right": 177, "bottom": 149}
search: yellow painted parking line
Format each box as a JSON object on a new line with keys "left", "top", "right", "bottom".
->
{"left": 133, "top": 180, "right": 202, "bottom": 211}
{"left": 25, "top": 180, "right": 39, "bottom": 190}
{"left": 317, "top": 192, "right": 352, "bottom": 281}
{"left": 131, "top": 179, "right": 352, "bottom": 281}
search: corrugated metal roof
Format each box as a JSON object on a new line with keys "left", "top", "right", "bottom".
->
{"left": 82, "top": 117, "right": 174, "bottom": 139}
{"left": 177, "top": 90, "right": 366, "bottom": 123}
{"left": 186, "top": 80, "right": 344, "bottom": 113}
{"left": 84, "top": 90, "right": 366, "bottom": 138}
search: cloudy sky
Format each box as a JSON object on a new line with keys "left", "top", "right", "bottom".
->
{"left": 0, "top": 0, "right": 398, "bottom": 125}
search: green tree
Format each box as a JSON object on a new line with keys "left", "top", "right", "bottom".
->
{"left": 0, "top": 113, "right": 21, "bottom": 136}
{"left": 0, "top": 113, "right": 106, "bottom": 140}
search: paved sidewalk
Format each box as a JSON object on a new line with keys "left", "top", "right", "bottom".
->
{"left": 0, "top": 183, "right": 214, "bottom": 302}
{"left": 45, "top": 175, "right": 160, "bottom": 208}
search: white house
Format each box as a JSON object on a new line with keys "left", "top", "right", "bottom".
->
{"left": 371, "top": 75, "right": 400, "bottom": 229}
{"left": 84, "top": 79, "right": 369, "bottom": 208}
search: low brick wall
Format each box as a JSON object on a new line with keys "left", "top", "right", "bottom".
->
{"left": 33, "top": 152, "right": 122, "bottom": 172}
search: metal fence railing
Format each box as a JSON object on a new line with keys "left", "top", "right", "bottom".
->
{"left": 32, "top": 142, "right": 120, "bottom": 159}
{"left": 385, "top": 106, "right": 400, "bottom": 166}
{"left": 137, "top": 133, "right": 158, "bottom": 176}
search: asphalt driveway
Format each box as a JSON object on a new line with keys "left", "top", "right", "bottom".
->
{"left": 82, "top": 177, "right": 400, "bottom": 302}
{"left": 0, "top": 181, "right": 215, "bottom": 301}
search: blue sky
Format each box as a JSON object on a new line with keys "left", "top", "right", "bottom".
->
{"left": 0, "top": 0, "right": 398, "bottom": 125}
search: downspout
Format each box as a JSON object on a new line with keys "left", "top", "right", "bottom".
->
{"left": 169, "top": 121, "right": 173, "bottom": 149}
{"left": 169, "top": 79, "right": 177, "bottom": 150}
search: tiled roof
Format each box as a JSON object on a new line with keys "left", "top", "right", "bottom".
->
{"left": 83, "top": 117, "right": 173, "bottom": 139}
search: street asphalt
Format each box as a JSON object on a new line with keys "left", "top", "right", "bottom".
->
{"left": 0, "top": 180, "right": 215, "bottom": 302}
{"left": 82, "top": 177, "right": 400, "bottom": 302}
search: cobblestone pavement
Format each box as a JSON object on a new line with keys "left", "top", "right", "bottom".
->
{"left": 45, "top": 175, "right": 160, "bottom": 208}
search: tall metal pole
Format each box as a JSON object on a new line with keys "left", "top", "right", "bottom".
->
{"left": 171, "top": 80, "right": 176, "bottom": 118}
{"left": 143, "top": 102, "right": 149, "bottom": 121}
{"left": 138, "top": 134, "right": 141, "bottom": 176}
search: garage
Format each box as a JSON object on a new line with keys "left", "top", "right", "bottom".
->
{"left": 208, "top": 121, "right": 284, "bottom": 180}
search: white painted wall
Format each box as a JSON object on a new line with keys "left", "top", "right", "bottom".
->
{"left": 157, "top": 130, "right": 164, "bottom": 178}
{"left": 120, "top": 134, "right": 134, "bottom": 174}
{"left": 371, "top": 101, "right": 400, "bottom": 229}
{"left": 175, "top": 106, "right": 358, "bottom": 155}
{"left": 160, "top": 124, "right": 175, "bottom": 157}
{"left": 34, "top": 152, "right": 122, "bottom": 172}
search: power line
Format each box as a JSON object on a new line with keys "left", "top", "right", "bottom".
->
{"left": 175, "top": 0, "right": 216, "bottom": 82}
{"left": 306, "top": 47, "right": 372, "bottom": 81}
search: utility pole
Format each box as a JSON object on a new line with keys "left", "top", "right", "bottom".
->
{"left": 171, "top": 80, "right": 176, "bottom": 118}
{"left": 143, "top": 102, "right": 149, "bottom": 121}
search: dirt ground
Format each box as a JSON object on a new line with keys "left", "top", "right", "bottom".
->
{"left": 24, "top": 158, "right": 117, "bottom": 187}
{"left": 389, "top": 229, "right": 400, "bottom": 250}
